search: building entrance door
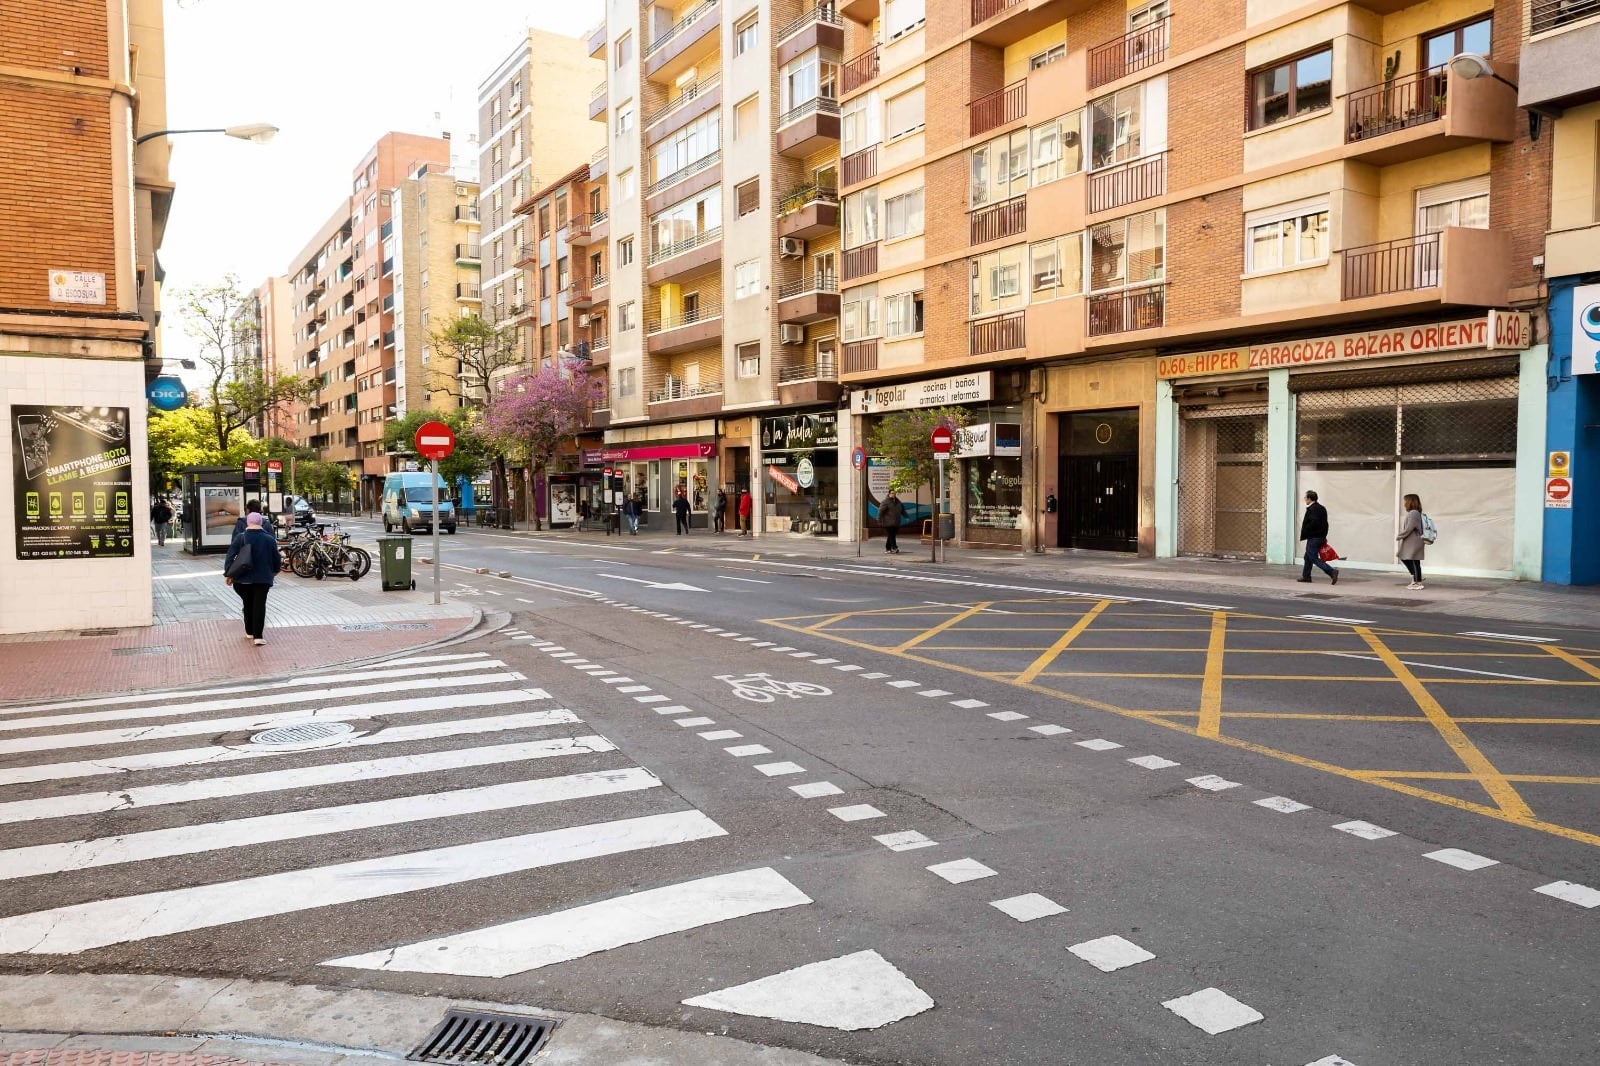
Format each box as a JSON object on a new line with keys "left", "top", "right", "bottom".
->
{"left": 1057, "top": 409, "right": 1139, "bottom": 551}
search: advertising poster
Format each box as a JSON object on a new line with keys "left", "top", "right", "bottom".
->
{"left": 199, "top": 485, "right": 243, "bottom": 548}
{"left": 11, "top": 405, "right": 134, "bottom": 560}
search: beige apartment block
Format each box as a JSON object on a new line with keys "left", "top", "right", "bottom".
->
{"left": 831, "top": 0, "right": 1550, "bottom": 578}
{"left": 0, "top": 0, "right": 172, "bottom": 633}
{"left": 478, "top": 29, "right": 606, "bottom": 366}
{"left": 389, "top": 167, "right": 482, "bottom": 413}
{"left": 251, "top": 276, "right": 296, "bottom": 439}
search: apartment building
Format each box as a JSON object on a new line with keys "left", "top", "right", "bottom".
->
{"left": 1520, "top": 0, "right": 1600, "bottom": 585}
{"left": 593, "top": 0, "right": 847, "bottom": 532}
{"left": 0, "top": 0, "right": 172, "bottom": 633}
{"left": 285, "top": 133, "right": 452, "bottom": 508}
{"left": 829, "top": 0, "right": 1550, "bottom": 578}
{"left": 251, "top": 277, "right": 296, "bottom": 440}
{"left": 477, "top": 29, "right": 606, "bottom": 365}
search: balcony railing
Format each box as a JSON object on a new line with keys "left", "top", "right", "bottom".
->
{"left": 777, "top": 181, "right": 839, "bottom": 217}
{"left": 646, "top": 305, "right": 723, "bottom": 333}
{"left": 593, "top": 146, "right": 609, "bottom": 166}
{"left": 591, "top": 335, "right": 611, "bottom": 353}
{"left": 778, "top": 2, "right": 842, "bottom": 45}
{"left": 648, "top": 225, "right": 722, "bottom": 266}
{"left": 779, "top": 95, "right": 840, "bottom": 129}
{"left": 971, "top": 0, "right": 1024, "bottom": 25}
{"left": 1087, "top": 284, "right": 1165, "bottom": 336}
{"left": 969, "top": 80, "right": 1026, "bottom": 137}
{"left": 969, "top": 195, "right": 1027, "bottom": 245}
{"left": 515, "top": 242, "right": 536, "bottom": 265}
{"left": 778, "top": 350, "right": 838, "bottom": 383}
{"left": 1532, "top": 0, "right": 1600, "bottom": 33}
{"left": 1087, "top": 152, "right": 1167, "bottom": 213}
{"left": 455, "top": 244, "right": 481, "bottom": 261}
{"left": 644, "top": 72, "right": 721, "bottom": 128}
{"left": 841, "top": 145, "right": 878, "bottom": 187}
{"left": 649, "top": 375, "right": 725, "bottom": 402}
{"left": 589, "top": 81, "right": 606, "bottom": 102}
{"left": 841, "top": 339, "right": 878, "bottom": 374}
{"left": 969, "top": 311, "right": 1025, "bottom": 356}
{"left": 645, "top": 150, "right": 721, "bottom": 198}
{"left": 841, "top": 45, "right": 879, "bottom": 94}
{"left": 643, "top": 0, "right": 717, "bottom": 59}
{"left": 1088, "top": 18, "right": 1170, "bottom": 90}
{"left": 843, "top": 242, "right": 878, "bottom": 281}
{"left": 456, "top": 283, "right": 481, "bottom": 300}
{"left": 778, "top": 275, "right": 840, "bottom": 299}
{"left": 456, "top": 205, "right": 479, "bottom": 222}
{"left": 1347, "top": 65, "right": 1447, "bottom": 142}
{"left": 1341, "top": 233, "right": 1442, "bottom": 300}
{"left": 591, "top": 270, "right": 609, "bottom": 289}
{"left": 570, "top": 213, "right": 594, "bottom": 237}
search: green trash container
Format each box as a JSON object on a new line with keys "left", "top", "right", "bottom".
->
{"left": 378, "top": 535, "right": 415, "bottom": 591}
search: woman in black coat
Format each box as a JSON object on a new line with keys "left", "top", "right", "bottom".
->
{"left": 224, "top": 513, "right": 284, "bottom": 646}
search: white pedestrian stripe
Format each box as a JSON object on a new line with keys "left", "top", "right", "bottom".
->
{"left": 654, "top": 705, "right": 694, "bottom": 716}
{"left": 1162, "top": 988, "right": 1264, "bottom": 1034}
{"left": 325, "top": 868, "right": 810, "bottom": 977}
{"left": 791, "top": 651, "right": 816, "bottom": 658}
{"left": 829, "top": 804, "right": 884, "bottom": 822}
{"left": 1332, "top": 820, "right": 1397, "bottom": 840}
{"left": 1029, "top": 724, "right": 1072, "bottom": 736}
{"left": 683, "top": 950, "right": 933, "bottom": 1031}
{"left": 1534, "top": 881, "right": 1600, "bottom": 908}
{"left": 790, "top": 782, "right": 843, "bottom": 798}
{"left": 1069, "top": 935, "right": 1153, "bottom": 972}
{"left": 1128, "top": 755, "right": 1178, "bottom": 769}
{"left": 725, "top": 745, "right": 772, "bottom": 757}
{"left": 874, "top": 831, "right": 937, "bottom": 852}
{"left": 951, "top": 699, "right": 988, "bottom": 709}
{"left": 601, "top": 677, "right": 636, "bottom": 684}
{"left": 1254, "top": 796, "right": 1311, "bottom": 813}
{"left": 0, "top": 768, "right": 661, "bottom": 880}
{"left": 860, "top": 672, "right": 888, "bottom": 679}
{"left": 0, "top": 810, "right": 727, "bottom": 955}
{"left": 1424, "top": 848, "right": 1498, "bottom": 871}
{"left": 1075, "top": 739, "right": 1123, "bottom": 751}
{"left": 1187, "top": 774, "right": 1241, "bottom": 792}
{"left": 755, "top": 761, "right": 806, "bottom": 776}
{"left": 0, "top": 732, "right": 608, "bottom": 826}
{"left": 988, "top": 711, "right": 1029, "bottom": 722}
{"left": 813, "top": 659, "right": 839, "bottom": 665}
{"left": 990, "top": 894, "right": 1066, "bottom": 922}
{"left": 927, "top": 858, "right": 997, "bottom": 884}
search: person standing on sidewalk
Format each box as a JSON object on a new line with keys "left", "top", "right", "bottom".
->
{"left": 737, "top": 488, "right": 753, "bottom": 536}
{"left": 879, "top": 491, "right": 904, "bottom": 554}
{"left": 1297, "top": 489, "right": 1339, "bottom": 584}
{"left": 1396, "top": 493, "right": 1427, "bottom": 590}
{"left": 714, "top": 488, "right": 728, "bottom": 534}
{"left": 623, "top": 493, "right": 640, "bottom": 535}
{"left": 673, "top": 488, "right": 691, "bottom": 535}
{"left": 224, "top": 513, "right": 283, "bottom": 646}
{"left": 150, "top": 497, "right": 173, "bottom": 547}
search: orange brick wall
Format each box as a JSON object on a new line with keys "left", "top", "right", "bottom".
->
{"left": 1166, "top": 190, "right": 1243, "bottom": 324}
{"left": 1170, "top": 0, "right": 1245, "bottom": 56}
{"left": 924, "top": 154, "right": 970, "bottom": 260}
{"left": 1167, "top": 47, "right": 1245, "bottom": 190}
{"left": 922, "top": 260, "right": 969, "bottom": 364}
{"left": 1070, "top": 2, "right": 1127, "bottom": 61}
{"left": 925, "top": 45, "right": 976, "bottom": 157}
{"left": 0, "top": 0, "right": 109, "bottom": 76}
{"left": 1489, "top": 0, "right": 1551, "bottom": 302}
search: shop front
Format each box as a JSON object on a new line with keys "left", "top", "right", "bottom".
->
{"left": 759, "top": 411, "right": 840, "bottom": 535}
{"left": 584, "top": 440, "right": 717, "bottom": 529}
{"left": 953, "top": 419, "right": 1024, "bottom": 547}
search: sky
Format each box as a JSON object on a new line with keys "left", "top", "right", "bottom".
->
{"left": 158, "top": 0, "right": 603, "bottom": 378}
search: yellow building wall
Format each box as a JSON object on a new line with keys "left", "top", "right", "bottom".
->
{"left": 1374, "top": 143, "right": 1489, "bottom": 241}
{"left": 1003, "top": 23, "right": 1067, "bottom": 85}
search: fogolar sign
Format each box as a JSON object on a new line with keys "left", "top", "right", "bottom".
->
{"left": 1158, "top": 312, "right": 1531, "bottom": 379}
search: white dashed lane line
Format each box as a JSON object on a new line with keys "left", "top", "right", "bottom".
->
{"left": 1127, "top": 755, "right": 1178, "bottom": 769}
{"left": 1332, "top": 821, "right": 1397, "bottom": 841}
{"left": 1254, "top": 796, "right": 1311, "bottom": 813}
{"left": 1069, "top": 935, "right": 1155, "bottom": 973}
{"left": 791, "top": 782, "right": 844, "bottom": 798}
{"left": 1188, "top": 775, "right": 1241, "bottom": 792}
{"left": 927, "top": 858, "right": 997, "bottom": 884}
{"left": 990, "top": 894, "right": 1067, "bottom": 922}
{"left": 829, "top": 805, "right": 886, "bottom": 822}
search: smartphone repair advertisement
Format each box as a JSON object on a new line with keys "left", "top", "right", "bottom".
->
{"left": 12, "top": 405, "right": 134, "bottom": 559}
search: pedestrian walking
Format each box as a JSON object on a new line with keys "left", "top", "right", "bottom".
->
{"left": 623, "top": 493, "right": 640, "bottom": 535}
{"left": 232, "top": 498, "right": 276, "bottom": 539}
{"left": 1297, "top": 489, "right": 1339, "bottom": 584}
{"left": 879, "top": 490, "right": 904, "bottom": 554}
{"left": 737, "top": 489, "right": 753, "bottom": 536}
{"left": 714, "top": 489, "right": 728, "bottom": 534}
{"left": 1396, "top": 493, "right": 1427, "bottom": 590}
{"left": 223, "top": 512, "right": 283, "bottom": 646}
{"left": 673, "top": 488, "right": 691, "bottom": 534}
{"left": 150, "top": 497, "right": 173, "bottom": 547}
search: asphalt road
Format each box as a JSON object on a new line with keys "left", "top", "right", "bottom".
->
{"left": 2, "top": 520, "right": 1596, "bottom": 1066}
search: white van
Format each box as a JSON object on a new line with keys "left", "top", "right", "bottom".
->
{"left": 382, "top": 471, "right": 456, "bottom": 534}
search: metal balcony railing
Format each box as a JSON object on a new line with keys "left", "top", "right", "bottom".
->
{"left": 969, "top": 196, "right": 1027, "bottom": 245}
{"left": 644, "top": 73, "right": 721, "bottom": 128}
{"left": 456, "top": 283, "right": 481, "bottom": 300}
{"left": 779, "top": 95, "right": 840, "bottom": 129}
{"left": 590, "top": 270, "right": 609, "bottom": 288}
{"left": 1531, "top": 0, "right": 1600, "bottom": 33}
{"left": 971, "top": 0, "right": 1024, "bottom": 25}
{"left": 1087, "top": 152, "right": 1167, "bottom": 213}
{"left": 778, "top": 350, "right": 838, "bottom": 383}
{"left": 649, "top": 375, "right": 725, "bottom": 402}
{"left": 1088, "top": 18, "right": 1170, "bottom": 89}
{"left": 843, "top": 243, "right": 878, "bottom": 281}
{"left": 841, "top": 145, "right": 878, "bottom": 187}
{"left": 589, "top": 81, "right": 606, "bottom": 102}
{"left": 1087, "top": 284, "right": 1165, "bottom": 336}
{"left": 1341, "top": 233, "right": 1442, "bottom": 299}
{"left": 455, "top": 243, "right": 480, "bottom": 260}
{"left": 970, "top": 80, "right": 1026, "bottom": 137}
{"left": 1347, "top": 66, "right": 1447, "bottom": 142}
{"left": 842, "top": 45, "right": 879, "bottom": 94}
{"left": 455, "top": 205, "right": 478, "bottom": 222}
{"left": 645, "top": 304, "right": 724, "bottom": 334}
{"left": 647, "top": 226, "right": 723, "bottom": 266}
{"left": 643, "top": 0, "right": 717, "bottom": 59}
{"left": 593, "top": 146, "right": 609, "bottom": 165}
{"left": 778, "top": 181, "right": 839, "bottom": 217}
{"left": 969, "top": 311, "right": 1025, "bottom": 355}
{"left": 778, "top": 2, "right": 842, "bottom": 43}
{"left": 645, "top": 150, "right": 721, "bottom": 198}
{"left": 841, "top": 339, "right": 878, "bottom": 374}
{"left": 777, "top": 275, "right": 840, "bottom": 299}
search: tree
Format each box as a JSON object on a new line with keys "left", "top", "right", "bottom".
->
{"left": 429, "top": 314, "right": 526, "bottom": 514}
{"left": 867, "top": 406, "right": 974, "bottom": 560}
{"left": 482, "top": 367, "right": 602, "bottom": 530}
{"left": 174, "top": 275, "right": 315, "bottom": 453}
{"left": 382, "top": 408, "right": 492, "bottom": 493}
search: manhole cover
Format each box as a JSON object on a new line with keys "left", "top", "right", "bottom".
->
{"left": 338, "top": 622, "right": 387, "bottom": 632}
{"left": 251, "top": 721, "right": 356, "bottom": 746}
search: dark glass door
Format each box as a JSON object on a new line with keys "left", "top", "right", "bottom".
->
{"left": 1059, "top": 455, "right": 1138, "bottom": 551}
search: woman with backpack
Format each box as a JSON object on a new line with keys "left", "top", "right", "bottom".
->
{"left": 1396, "top": 493, "right": 1428, "bottom": 590}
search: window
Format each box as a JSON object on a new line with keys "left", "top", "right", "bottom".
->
{"left": 884, "top": 0, "right": 926, "bottom": 40}
{"left": 1423, "top": 16, "right": 1491, "bottom": 69}
{"left": 843, "top": 187, "right": 879, "bottom": 247}
{"left": 619, "top": 236, "right": 635, "bottom": 265}
{"left": 650, "top": 187, "right": 721, "bottom": 255}
{"left": 556, "top": 256, "right": 570, "bottom": 290}
{"left": 617, "top": 366, "right": 637, "bottom": 396}
{"left": 616, "top": 102, "right": 635, "bottom": 136}
{"left": 884, "top": 188, "right": 924, "bottom": 240}
{"left": 1246, "top": 200, "right": 1330, "bottom": 273}
{"left": 970, "top": 129, "right": 1029, "bottom": 207}
{"left": 650, "top": 112, "right": 720, "bottom": 184}
{"left": 1029, "top": 43, "right": 1066, "bottom": 70}
{"left": 884, "top": 291, "right": 924, "bottom": 338}
{"left": 782, "top": 51, "right": 838, "bottom": 114}
{"left": 886, "top": 87, "right": 925, "bottom": 139}
{"left": 558, "top": 318, "right": 570, "bottom": 348}
{"left": 1249, "top": 48, "right": 1332, "bottom": 129}
{"left": 737, "top": 178, "right": 759, "bottom": 217}
{"left": 841, "top": 93, "right": 881, "bottom": 154}
{"left": 619, "top": 301, "right": 637, "bottom": 331}
{"left": 735, "top": 94, "right": 759, "bottom": 139}
{"left": 1088, "top": 208, "right": 1165, "bottom": 291}
{"left": 970, "top": 245, "right": 1027, "bottom": 316}
{"left": 540, "top": 266, "right": 550, "bottom": 297}
{"left": 1030, "top": 233, "right": 1084, "bottom": 300}
{"left": 1129, "top": 0, "right": 1169, "bottom": 29}
{"left": 735, "top": 12, "right": 758, "bottom": 55}
{"left": 615, "top": 31, "right": 633, "bottom": 67}
{"left": 735, "top": 258, "right": 760, "bottom": 298}
{"left": 618, "top": 168, "right": 636, "bottom": 200}
{"left": 842, "top": 285, "right": 879, "bottom": 340}
{"left": 1030, "top": 111, "right": 1082, "bottom": 186}
{"left": 555, "top": 190, "right": 568, "bottom": 227}
{"left": 1417, "top": 176, "right": 1490, "bottom": 233}
{"left": 1089, "top": 79, "right": 1167, "bottom": 169}
{"left": 737, "top": 342, "right": 761, "bottom": 377}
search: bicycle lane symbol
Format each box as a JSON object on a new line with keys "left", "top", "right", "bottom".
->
{"left": 716, "top": 673, "right": 833, "bottom": 704}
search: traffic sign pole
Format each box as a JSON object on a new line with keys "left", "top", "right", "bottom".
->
{"left": 432, "top": 459, "right": 442, "bottom": 604}
{"left": 929, "top": 427, "right": 954, "bottom": 564}
{"left": 413, "top": 421, "right": 456, "bottom": 606}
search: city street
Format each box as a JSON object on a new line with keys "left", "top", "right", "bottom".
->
{"left": 2, "top": 523, "right": 1597, "bottom": 1066}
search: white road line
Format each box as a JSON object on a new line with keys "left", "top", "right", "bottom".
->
{"left": 1029, "top": 724, "right": 1072, "bottom": 736}
{"left": 927, "top": 858, "right": 996, "bottom": 884}
{"left": 752, "top": 641, "right": 775, "bottom": 647}
{"left": 1162, "top": 988, "right": 1264, "bottom": 1034}
{"left": 0, "top": 730, "right": 605, "bottom": 825}
{"left": 1069, "top": 934, "right": 1153, "bottom": 971}
{"left": 888, "top": 680, "right": 920, "bottom": 689}
{"left": 325, "top": 867, "right": 811, "bottom": 977}
{"left": 718, "top": 575, "right": 772, "bottom": 584}
{"left": 1534, "top": 881, "right": 1600, "bottom": 908}
{"left": 0, "top": 768, "right": 661, "bottom": 880}
{"left": 0, "top": 682, "right": 540, "bottom": 758}
{"left": 951, "top": 698, "right": 988, "bottom": 709}
{"left": 699, "top": 730, "right": 742, "bottom": 741}
{"left": 636, "top": 695, "right": 670, "bottom": 704}
{"left": 834, "top": 664, "right": 863, "bottom": 672}
{"left": 1457, "top": 630, "right": 1558, "bottom": 643}
{"left": 1295, "top": 614, "right": 1375, "bottom": 625}
{"left": 1254, "top": 796, "right": 1311, "bottom": 813}
{"left": 1303, "top": 1057, "right": 1360, "bottom": 1066}
{"left": 990, "top": 894, "right": 1066, "bottom": 922}
{"left": 1187, "top": 774, "right": 1241, "bottom": 792}
{"left": 917, "top": 689, "right": 953, "bottom": 698}
{"left": 1128, "top": 755, "right": 1178, "bottom": 769}
{"left": 1323, "top": 651, "right": 1545, "bottom": 682}
{"left": 1424, "top": 848, "right": 1499, "bottom": 871}
{"left": 675, "top": 717, "right": 717, "bottom": 727}
{"left": 1332, "top": 820, "right": 1397, "bottom": 840}
{"left": 791, "top": 651, "right": 818, "bottom": 658}
{"left": 1075, "top": 739, "right": 1124, "bottom": 751}
{"left": 654, "top": 705, "right": 694, "bottom": 716}
{"left": 790, "top": 782, "right": 843, "bottom": 798}
{"left": 725, "top": 745, "right": 772, "bottom": 757}
{"left": 813, "top": 658, "right": 839, "bottom": 665}
{"left": 770, "top": 646, "right": 795, "bottom": 652}
{"left": 600, "top": 677, "right": 636, "bottom": 684}
{"left": 617, "top": 685, "right": 652, "bottom": 693}
{"left": 873, "top": 831, "right": 937, "bottom": 852}
{"left": 755, "top": 761, "right": 806, "bottom": 776}
{"left": 828, "top": 804, "right": 884, "bottom": 821}
{"left": 988, "top": 711, "right": 1028, "bottom": 722}
{"left": 0, "top": 810, "right": 725, "bottom": 955}
{"left": 683, "top": 950, "right": 933, "bottom": 1031}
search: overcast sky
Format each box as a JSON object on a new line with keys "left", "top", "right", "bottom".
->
{"left": 159, "top": 0, "right": 602, "bottom": 375}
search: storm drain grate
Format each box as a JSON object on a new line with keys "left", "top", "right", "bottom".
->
{"left": 111, "top": 645, "right": 172, "bottom": 656}
{"left": 390, "top": 622, "right": 434, "bottom": 631}
{"left": 338, "top": 622, "right": 387, "bottom": 632}
{"left": 80, "top": 629, "right": 119, "bottom": 637}
{"left": 410, "top": 1009, "right": 557, "bottom": 1066}
{"left": 251, "top": 721, "right": 356, "bottom": 746}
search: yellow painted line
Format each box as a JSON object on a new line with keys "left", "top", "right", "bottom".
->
{"left": 895, "top": 601, "right": 997, "bottom": 653}
{"left": 916, "top": 645, "right": 1076, "bottom": 654}
{"left": 1198, "top": 612, "right": 1229, "bottom": 738}
{"left": 1124, "top": 710, "right": 1600, "bottom": 726}
{"left": 1035, "top": 672, "right": 1397, "bottom": 682}
{"left": 1356, "top": 626, "right": 1534, "bottom": 821}
{"left": 1544, "top": 643, "right": 1600, "bottom": 681}
{"left": 1356, "top": 770, "right": 1600, "bottom": 785}
{"left": 1015, "top": 600, "right": 1114, "bottom": 684}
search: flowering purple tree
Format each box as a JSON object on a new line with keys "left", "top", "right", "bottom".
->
{"left": 483, "top": 366, "right": 602, "bottom": 530}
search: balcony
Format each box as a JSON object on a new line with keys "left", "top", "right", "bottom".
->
{"left": 586, "top": 19, "right": 606, "bottom": 59}
{"left": 456, "top": 283, "right": 481, "bottom": 302}
{"left": 778, "top": 349, "right": 838, "bottom": 384}
{"left": 645, "top": 305, "right": 724, "bottom": 355}
{"left": 841, "top": 45, "right": 879, "bottom": 94}
{"left": 590, "top": 146, "right": 609, "bottom": 179}
{"left": 645, "top": 150, "right": 721, "bottom": 200}
{"left": 778, "top": 183, "right": 840, "bottom": 240}
{"left": 590, "top": 271, "right": 610, "bottom": 302}
{"left": 1088, "top": 17, "right": 1169, "bottom": 91}
{"left": 969, "top": 195, "right": 1027, "bottom": 245}
{"left": 841, "top": 145, "right": 877, "bottom": 187}
{"left": 455, "top": 205, "right": 479, "bottom": 223}
{"left": 841, "top": 339, "right": 878, "bottom": 375}
{"left": 1344, "top": 63, "right": 1517, "bottom": 166}
{"left": 569, "top": 212, "right": 607, "bottom": 246}
{"left": 514, "top": 242, "right": 536, "bottom": 268}
{"left": 777, "top": 96, "right": 841, "bottom": 157}
{"left": 567, "top": 279, "right": 597, "bottom": 309}
{"left": 643, "top": 0, "right": 720, "bottom": 82}
{"left": 778, "top": 348, "right": 842, "bottom": 406}
{"left": 455, "top": 243, "right": 481, "bottom": 265}
{"left": 1087, "top": 284, "right": 1165, "bottom": 337}
{"left": 970, "top": 0, "right": 1066, "bottom": 46}
{"left": 843, "top": 242, "right": 878, "bottom": 282}
{"left": 647, "top": 371, "right": 725, "bottom": 415}
{"left": 1087, "top": 152, "right": 1167, "bottom": 214}
{"left": 588, "top": 80, "right": 608, "bottom": 122}
{"left": 777, "top": 275, "right": 841, "bottom": 324}
{"left": 1524, "top": 1, "right": 1600, "bottom": 108}
{"left": 645, "top": 73, "right": 721, "bottom": 132}
{"left": 1339, "top": 227, "right": 1510, "bottom": 308}
{"left": 646, "top": 226, "right": 723, "bottom": 284}
{"left": 778, "top": 3, "right": 845, "bottom": 65}
{"left": 970, "top": 80, "right": 1026, "bottom": 137}
{"left": 588, "top": 334, "right": 611, "bottom": 367}
{"left": 969, "top": 310, "right": 1025, "bottom": 356}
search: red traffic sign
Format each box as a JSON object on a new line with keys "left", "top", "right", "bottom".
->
{"left": 242, "top": 460, "right": 260, "bottom": 475}
{"left": 930, "top": 426, "right": 954, "bottom": 455}
{"left": 1547, "top": 476, "right": 1572, "bottom": 501}
{"left": 414, "top": 420, "right": 456, "bottom": 460}
{"left": 851, "top": 446, "right": 867, "bottom": 470}
{"left": 266, "top": 460, "right": 283, "bottom": 472}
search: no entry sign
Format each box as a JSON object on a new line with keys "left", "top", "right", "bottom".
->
{"left": 930, "top": 426, "right": 954, "bottom": 455}
{"left": 1546, "top": 476, "right": 1572, "bottom": 509}
{"left": 414, "top": 421, "right": 456, "bottom": 460}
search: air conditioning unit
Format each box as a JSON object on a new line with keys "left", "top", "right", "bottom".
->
{"left": 779, "top": 237, "right": 806, "bottom": 259}
{"left": 578, "top": 314, "right": 591, "bottom": 327}
{"left": 779, "top": 324, "right": 805, "bottom": 346}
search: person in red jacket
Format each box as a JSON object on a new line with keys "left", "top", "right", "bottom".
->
{"left": 737, "top": 489, "right": 753, "bottom": 537}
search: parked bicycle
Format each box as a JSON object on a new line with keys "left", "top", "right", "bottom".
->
{"left": 715, "top": 672, "right": 832, "bottom": 703}
{"left": 282, "top": 522, "right": 371, "bottom": 581}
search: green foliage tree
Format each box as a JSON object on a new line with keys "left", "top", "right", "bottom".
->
{"left": 867, "top": 406, "right": 973, "bottom": 560}
{"left": 146, "top": 405, "right": 258, "bottom": 492}
{"left": 428, "top": 314, "right": 524, "bottom": 515}
{"left": 381, "top": 408, "right": 492, "bottom": 492}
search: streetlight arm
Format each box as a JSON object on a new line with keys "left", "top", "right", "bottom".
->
{"left": 135, "top": 123, "right": 278, "bottom": 146}
{"left": 135, "top": 127, "right": 226, "bottom": 145}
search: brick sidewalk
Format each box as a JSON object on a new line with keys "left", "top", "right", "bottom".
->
{"left": 2, "top": 1053, "right": 297, "bottom": 1066}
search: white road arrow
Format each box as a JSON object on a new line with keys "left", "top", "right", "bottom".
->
{"left": 598, "top": 573, "right": 707, "bottom": 592}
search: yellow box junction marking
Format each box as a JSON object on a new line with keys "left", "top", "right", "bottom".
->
{"left": 1014, "top": 600, "right": 1113, "bottom": 684}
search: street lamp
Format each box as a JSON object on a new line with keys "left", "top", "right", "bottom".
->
{"left": 134, "top": 123, "right": 279, "bottom": 147}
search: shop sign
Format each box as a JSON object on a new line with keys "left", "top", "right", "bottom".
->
{"left": 769, "top": 465, "right": 802, "bottom": 494}
{"left": 953, "top": 422, "right": 1022, "bottom": 459}
{"left": 760, "top": 411, "right": 839, "bottom": 451}
{"left": 11, "top": 405, "right": 134, "bottom": 559}
{"left": 851, "top": 370, "right": 992, "bottom": 414}
{"left": 1572, "top": 284, "right": 1600, "bottom": 376}
{"left": 796, "top": 457, "right": 816, "bottom": 488}
{"left": 1546, "top": 476, "right": 1572, "bottom": 509}
{"left": 1158, "top": 312, "right": 1532, "bottom": 379}
{"left": 582, "top": 443, "right": 715, "bottom": 463}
